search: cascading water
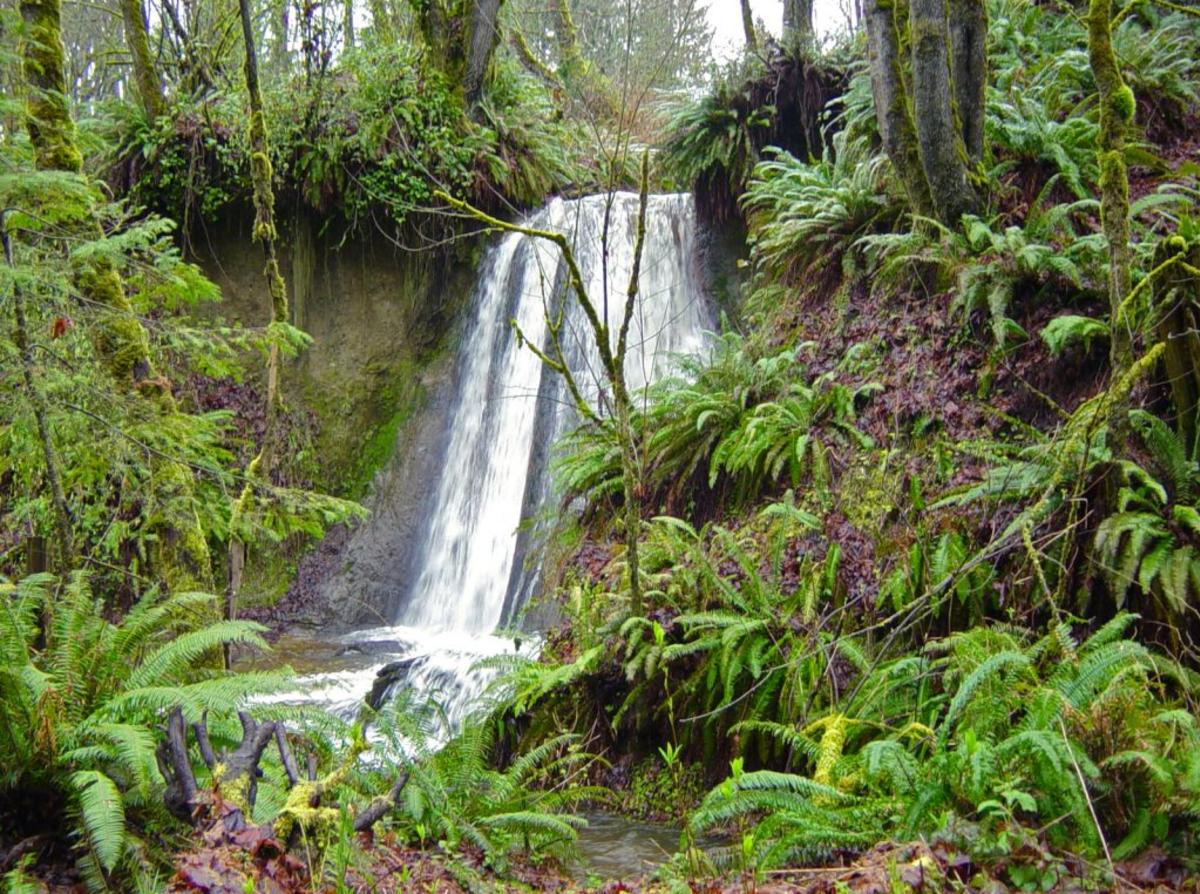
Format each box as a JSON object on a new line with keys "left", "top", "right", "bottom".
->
{"left": 274, "top": 192, "right": 712, "bottom": 724}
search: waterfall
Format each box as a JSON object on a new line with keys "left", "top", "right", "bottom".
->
{"left": 274, "top": 192, "right": 712, "bottom": 724}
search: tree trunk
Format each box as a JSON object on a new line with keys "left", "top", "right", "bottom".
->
{"left": 464, "top": 0, "right": 504, "bottom": 106}
{"left": 343, "top": 0, "right": 355, "bottom": 46}
{"left": 909, "top": 0, "right": 977, "bottom": 223}
{"left": 740, "top": 0, "right": 757, "bottom": 53}
{"left": 1088, "top": 0, "right": 1134, "bottom": 372}
{"left": 1155, "top": 236, "right": 1200, "bottom": 449}
{"left": 948, "top": 0, "right": 986, "bottom": 164}
{"left": 862, "top": 0, "right": 934, "bottom": 218}
{"left": 119, "top": 0, "right": 166, "bottom": 119}
{"left": 3, "top": 225, "right": 74, "bottom": 571}
{"left": 20, "top": 0, "right": 82, "bottom": 172}
{"left": 20, "top": 0, "right": 213, "bottom": 593}
{"left": 230, "top": 0, "right": 290, "bottom": 662}
{"left": 408, "top": 0, "right": 505, "bottom": 108}
{"left": 783, "top": 0, "right": 814, "bottom": 49}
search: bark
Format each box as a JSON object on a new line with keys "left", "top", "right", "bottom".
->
{"left": 909, "top": 0, "right": 977, "bottom": 223}
{"left": 119, "top": 0, "right": 166, "bottom": 120}
{"left": 862, "top": 0, "right": 934, "bottom": 217}
{"left": 465, "top": 0, "right": 504, "bottom": 105}
{"left": 157, "top": 707, "right": 201, "bottom": 822}
{"left": 158, "top": 707, "right": 408, "bottom": 836}
{"left": 408, "top": 0, "right": 506, "bottom": 107}
{"left": 20, "top": 0, "right": 82, "bottom": 172}
{"left": 510, "top": 28, "right": 561, "bottom": 88}
{"left": 20, "top": 0, "right": 213, "bottom": 593}
{"left": 550, "top": 0, "right": 585, "bottom": 80}
{"left": 947, "top": 0, "right": 985, "bottom": 164}
{"left": 1154, "top": 235, "right": 1200, "bottom": 448}
{"left": 740, "top": 0, "right": 757, "bottom": 53}
{"left": 613, "top": 154, "right": 651, "bottom": 616}
{"left": 229, "top": 0, "right": 288, "bottom": 662}
{"left": 343, "top": 0, "right": 355, "bottom": 46}
{"left": 1088, "top": 0, "right": 1134, "bottom": 371}
{"left": 783, "top": 0, "right": 814, "bottom": 49}
{"left": 238, "top": 0, "right": 289, "bottom": 407}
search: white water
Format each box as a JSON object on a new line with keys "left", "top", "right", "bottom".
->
{"left": 272, "top": 193, "right": 712, "bottom": 726}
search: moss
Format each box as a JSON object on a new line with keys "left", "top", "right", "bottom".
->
{"left": 1113, "top": 84, "right": 1136, "bottom": 123}
{"left": 616, "top": 757, "right": 705, "bottom": 822}
{"left": 148, "top": 456, "right": 215, "bottom": 593}
{"left": 1088, "top": 0, "right": 1133, "bottom": 370}
{"left": 238, "top": 551, "right": 296, "bottom": 609}
{"left": 836, "top": 451, "right": 900, "bottom": 534}
{"left": 119, "top": 0, "right": 165, "bottom": 119}
{"left": 275, "top": 782, "right": 340, "bottom": 843}
{"left": 220, "top": 768, "right": 252, "bottom": 813}
{"left": 20, "top": 0, "right": 83, "bottom": 173}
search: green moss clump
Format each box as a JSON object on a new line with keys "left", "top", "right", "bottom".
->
{"left": 836, "top": 451, "right": 901, "bottom": 534}
{"left": 21, "top": 0, "right": 84, "bottom": 174}
{"left": 616, "top": 757, "right": 705, "bottom": 822}
{"left": 1113, "top": 84, "right": 1136, "bottom": 123}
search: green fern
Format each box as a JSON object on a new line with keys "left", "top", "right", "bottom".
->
{"left": 0, "top": 574, "right": 287, "bottom": 880}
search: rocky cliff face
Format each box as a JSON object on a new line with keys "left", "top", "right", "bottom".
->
{"left": 191, "top": 209, "right": 481, "bottom": 626}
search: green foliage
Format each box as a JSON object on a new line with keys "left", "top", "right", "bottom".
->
{"left": 556, "top": 334, "right": 877, "bottom": 513}
{"left": 1040, "top": 314, "right": 1109, "bottom": 356}
{"left": 660, "top": 75, "right": 775, "bottom": 213}
{"left": 879, "top": 530, "right": 995, "bottom": 617}
{"left": 0, "top": 574, "right": 286, "bottom": 877}
{"left": 989, "top": 97, "right": 1100, "bottom": 198}
{"left": 741, "top": 135, "right": 894, "bottom": 284}
{"left": 355, "top": 695, "right": 603, "bottom": 869}
{"left": 0, "top": 166, "right": 362, "bottom": 587}
{"left": 102, "top": 43, "right": 584, "bottom": 234}
{"left": 540, "top": 504, "right": 849, "bottom": 761}
{"left": 862, "top": 191, "right": 1106, "bottom": 347}
{"left": 473, "top": 58, "right": 587, "bottom": 207}
{"left": 1093, "top": 411, "right": 1200, "bottom": 620}
{"left": 691, "top": 620, "right": 1200, "bottom": 872}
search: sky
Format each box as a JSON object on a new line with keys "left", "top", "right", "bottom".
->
{"left": 702, "top": 0, "right": 851, "bottom": 61}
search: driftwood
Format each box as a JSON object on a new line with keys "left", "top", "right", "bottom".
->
{"left": 155, "top": 706, "right": 408, "bottom": 836}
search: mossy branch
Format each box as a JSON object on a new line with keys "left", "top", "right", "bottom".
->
{"left": 1089, "top": 0, "right": 1134, "bottom": 372}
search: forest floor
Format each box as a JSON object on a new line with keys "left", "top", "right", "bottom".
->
{"left": 161, "top": 826, "right": 1200, "bottom": 894}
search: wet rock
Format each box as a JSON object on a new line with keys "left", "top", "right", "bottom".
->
{"left": 367, "top": 657, "right": 420, "bottom": 710}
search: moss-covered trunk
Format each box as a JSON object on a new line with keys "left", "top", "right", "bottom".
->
{"left": 20, "top": 0, "right": 213, "bottom": 592}
{"left": 119, "top": 0, "right": 166, "bottom": 120}
{"left": 1088, "top": 0, "right": 1134, "bottom": 372}
{"left": 863, "top": 0, "right": 934, "bottom": 218}
{"left": 227, "top": 0, "right": 291, "bottom": 646}
{"left": 740, "top": 0, "right": 758, "bottom": 52}
{"left": 783, "top": 0, "right": 815, "bottom": 50}
{"left": 864, "top": 0, "right": 982, "bottom": 225}
{"left": 3, "top": 228, "right": 74, "bottom": 570}
{"left": 407, "top": 0, "right": 506, "bottom": 107}
{"left": 909, "top": 0, "right": 977, "bottom": 223}
{"left": 1155, "top": 235, "right": 1200, "bottom": 450}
